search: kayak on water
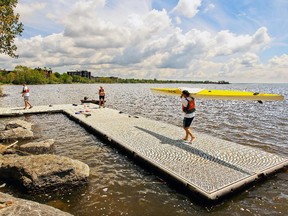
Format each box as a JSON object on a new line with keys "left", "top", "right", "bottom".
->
{"left": 150, "top": 87, "right": 284, "bottom": 101}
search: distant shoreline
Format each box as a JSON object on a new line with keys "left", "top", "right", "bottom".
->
{"left": 0, "top": 66, "right": 229, "bottom": 85}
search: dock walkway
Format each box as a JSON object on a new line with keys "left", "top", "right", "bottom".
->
{"left": 0, "top": 104, "right": 287, "bottom": 200}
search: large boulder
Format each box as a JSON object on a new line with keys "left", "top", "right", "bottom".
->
{"left": 5, "top": 120, "right": 32, "bottom": 131}
{"left": 0, "top": 127, "right": 34, "bottom": 141}
{"left": 19, "top": 139, "right": 55, "bottom": 154}
{"left": 0, "top": 120, "right": 33, "bottom": 141}
{"left": 0, "top": 192, "right": 73, "bottom": 216}
{"left": 0, "top": 154, "right": 89, "bottom": 192}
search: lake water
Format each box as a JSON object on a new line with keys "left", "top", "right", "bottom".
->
{"left": 0, "top": 83, "right": 287, "bottom": 215}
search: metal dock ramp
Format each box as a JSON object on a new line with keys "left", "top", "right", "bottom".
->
{"left": 1, "top": 104, "right": 287, "bottom": 200}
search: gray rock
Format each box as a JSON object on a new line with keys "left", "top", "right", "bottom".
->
{"left": 5, "top": 120, "right": 32, "bottom": 131}
{"left": 0, "top": 127, "right": 34, "bottom": 141}
{"left": 19, "top": 139, "right": 55, "bottom": 154}
{"left": 0, "top": 123, "right": 5, "bottom": 131}
{"left": 0, "top": 192, "right": 73, "bottom": 216}
{"left": 0, "top": 154, "right": 89, "bottom": 192}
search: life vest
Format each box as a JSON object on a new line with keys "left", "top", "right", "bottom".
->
{"left": 23, "top": 87, "right": 30, "bottom": 93}
{"left": 99, "top": 88, "right": 105, "bottom": 96}
{"left": 182, "top": 97, "right": 195, "bottom": 114}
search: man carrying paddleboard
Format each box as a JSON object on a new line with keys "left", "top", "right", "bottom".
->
{"left": 180, "top": 90, "right": 196, "bottom": 143}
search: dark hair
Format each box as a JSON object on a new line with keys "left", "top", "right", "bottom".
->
{"left": 182, "top": 90, "right": 190, "bottom": 96}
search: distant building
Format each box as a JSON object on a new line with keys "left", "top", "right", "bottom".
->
{"left": 67, "top": 70, "right": 91, "bottom": 79}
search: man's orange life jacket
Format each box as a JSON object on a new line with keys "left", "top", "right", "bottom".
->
{"left": 182, "top": 97, "right": 195, "bottom": 114}
{"left": 22, "top": 87, "right": 30, "bottom": 93}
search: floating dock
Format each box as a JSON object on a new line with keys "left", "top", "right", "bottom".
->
{"left": 0, "top": 104, "right": 287, "bottom": 200}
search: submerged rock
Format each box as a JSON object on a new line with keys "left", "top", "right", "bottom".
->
{"left": 19, "top": 139, "right": 55, "bottom": 154}
{"left": 0, "top": 154, "right": 89, "bottom": 192}
{"left": 0, "top": 192, "right": 73, "bottom": 216}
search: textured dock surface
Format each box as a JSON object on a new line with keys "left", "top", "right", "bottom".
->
{"left": 1, "top": 104, "right": 287, "bottom": 200}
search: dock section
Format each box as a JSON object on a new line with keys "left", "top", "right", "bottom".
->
{"left": 0, "top": 104, "right": 287, "bottom": 200}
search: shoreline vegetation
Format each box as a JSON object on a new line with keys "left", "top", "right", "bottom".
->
{"left": 0, "top": 66, "right": 229, "bottom": 86}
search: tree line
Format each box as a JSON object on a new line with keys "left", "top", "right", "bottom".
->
{"left": 0, "top": 66, "right": 229, "bottom": 85}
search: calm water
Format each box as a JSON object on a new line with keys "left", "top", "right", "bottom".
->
{"left": 0, "top": 83, "right": 287, "bottom": 216}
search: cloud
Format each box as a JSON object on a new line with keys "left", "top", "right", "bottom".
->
{"left": 174, "top": 16, "right": 182, "bottom": 24}
{"left": 172, "top": 0, "right": 202, "bottom": 18}
{"left": 268, "top": 54, "right": 288, "bottom": 67}
{"left": 16, "top": 1, "right": 46, "bottom": 22}
{"left": 1, "top": 0, "right": 287, "bottom": 83}
{"left": 204, "top": 3, "right": 215, "bottom": 13}
{"left": 211, "top": 27, "right": 271, "bottom": 57}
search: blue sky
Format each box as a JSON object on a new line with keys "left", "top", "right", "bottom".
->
{"left": 1, "top": 0, "right": 287, "bottom": 83}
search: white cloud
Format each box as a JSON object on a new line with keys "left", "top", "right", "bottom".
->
{"left": 204, "top": 3, "right": 215, "bottom": 13}
{"left": 172, "top": 0, "right": 202, "bottom": 18}
{"left": 16, "top": 2, "right": 46, "bottom": 22}
{"left": 268, "top": 54, "right": 288, "bottom": 67}
{"left": 1, "top": 0, "right": 287, "bottom": 83}
{"left": 174, "top": 16, "right": 182, "bottom": 25}
{"left": 211, "top": 27, "right": 271, "bottom": 57}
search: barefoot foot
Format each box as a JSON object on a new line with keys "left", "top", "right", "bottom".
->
{"left": 189, "top": 137, "right": 196, "bottom": 143}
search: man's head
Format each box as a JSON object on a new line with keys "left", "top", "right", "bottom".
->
{"left": 182, "top": 90, "right": 190, "bottom": 97}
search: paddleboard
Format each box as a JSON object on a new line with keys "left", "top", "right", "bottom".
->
{"left": 151, "top": 87, "right": 284, "bottom": 101}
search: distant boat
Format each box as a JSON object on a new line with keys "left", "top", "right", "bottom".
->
{"left": 151, "top": 87, "right": 284, "bottom": 102}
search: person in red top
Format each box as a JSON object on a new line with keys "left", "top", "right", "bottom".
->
{"left": 98, "top": 86, "right": 105, "bottom": 108}
{"left": 22, "top": 83, "right": 33, "bottom": 109}
{"left": 180, "top": 90, "right": 196, "bottom": 143}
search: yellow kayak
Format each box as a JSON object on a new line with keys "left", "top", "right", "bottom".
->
{"left": 150, "top": 87, "right": 284, "bottom": 101}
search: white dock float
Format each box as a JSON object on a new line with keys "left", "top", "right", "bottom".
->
{"left": 1, "top": 104, "right": 287, "bottom": 200}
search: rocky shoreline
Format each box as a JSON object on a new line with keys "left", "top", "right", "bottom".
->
{"left": 0, "top": 119, "right": 90, "bottom": 215}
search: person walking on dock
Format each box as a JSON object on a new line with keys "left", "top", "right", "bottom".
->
{"left": 22, "top": 83, "right": 33, "bottom": 109}
{"left": 98, "top": 86, "right": 105, "bottom": 108}
{"left": 181, "top": 90, "right": 196, "bottom": 143}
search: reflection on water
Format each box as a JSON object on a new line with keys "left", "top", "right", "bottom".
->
{"left": 0, "top": 83, "right": 287, "bottom": 215}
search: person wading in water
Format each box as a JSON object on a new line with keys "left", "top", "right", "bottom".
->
{"left": 180, "top": 90, "right": 196, "bottom": 143}
{"left": 98, "top": 86, "right": 105, "bottom": 108}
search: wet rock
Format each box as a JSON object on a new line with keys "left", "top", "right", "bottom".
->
{"left": 0, "top": 192, "right": 73, "bottom": 216}
{"left": 19, "top": 139, "right": 55, "bottom": 154}
{"left": 0, "top": 144, "right": 6, "bottom": 154}
{"left": 0, "top": 127, "right": 34, "bottom": 141}
{"left": 0, "top": 154, "right": 89, "bottom": 192}
{"left": 0, "top": 124, "right": 5, "bottom": 131}
{"left": 5, "top": 120, "right": 32, "bottom": 131}
{"left": 0, "top": 141, "right": 18, "bottom": 155}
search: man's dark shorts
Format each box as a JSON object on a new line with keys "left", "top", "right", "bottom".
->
{"left": 183, "top": 117, "right": 194, "bottom": 128}
{"left": 99, "top": 96, "right": 105, "bottom": 100}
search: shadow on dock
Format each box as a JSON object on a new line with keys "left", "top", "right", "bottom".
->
{"left": 135, "top": 126, "right": 251, "bottom": 175}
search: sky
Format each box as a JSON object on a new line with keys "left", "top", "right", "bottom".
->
{"left": 1, "top": 0, "right": 288, "bottom": 83}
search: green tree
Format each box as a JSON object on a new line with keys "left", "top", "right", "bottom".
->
{"left": 0, "top": 0, "right": 24, "bottom": 58}
{"left": 47, "top": 73, "right": 60, "bottom": 84}
{"left": 54, "top": 72, "right": 61, "bottom": 79}
{"left": 60, "top": 73, "right": 73, "bottom": 84}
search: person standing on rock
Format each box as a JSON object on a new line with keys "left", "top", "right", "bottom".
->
{"left": 98, "top": 86, "right": 105, "bottom": 108}
{"left": 22, "top": 83, "right": 33, "bottom": 109}
{"left": 180, "top": 90, "right": 196, "bottom": 143}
